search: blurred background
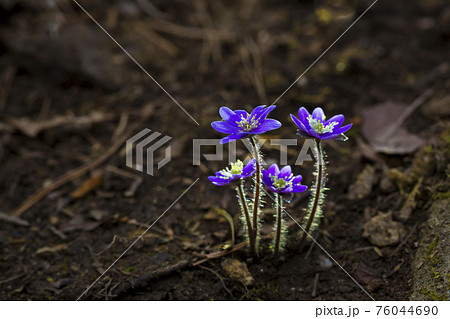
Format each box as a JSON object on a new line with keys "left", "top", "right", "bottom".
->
{"left": 0, "top": 0, "right": 448, "bottom": 300}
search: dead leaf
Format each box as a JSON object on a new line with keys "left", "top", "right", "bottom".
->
{"left": 71, "top": 174, "right": 103, "bottom": 198}
{"left": 36, "top": 243, "right": 68, "bottom": 255}
{"left": 221, "top": 258, "right": 254, "bottom": 286}
{"left": 61, "top": 215, "right": 102, "bottom": 233}
{"left": 362, "top": 101, "right": 425, "bottom": 154}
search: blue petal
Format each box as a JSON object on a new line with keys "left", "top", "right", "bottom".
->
{"left": 292, "top": 175, "right": 303, "bottom": 184}
{"left": 250, "top": 105, "right": 266, "bottom": 119}
{"left": 251, "top": 119, "right": 282, "bottom": 134}
{"left": 233, "top": 110, "right": 249, "bottom": 120}
{"left": 208, "top": 176, "right": 231, "bottom": 186}
{"left": 308, "top": 127, "right": 321, "bottom": 139}
{"left": 298, "top": 107, "right": 310, "bottom": 123}
{"left": 312, "top": 107, "right": 325, "bottom": 120}
{"left": 268, "top": 163, "right": 280, "bottom": 176}
{"left": 279, "top": 165, "right": 292, "bottom": 179}
{"left": 318, "top": 132, "right": 340, "bottom": 140}
{"left": 262, "top": 169, "right": 272, "bottom": 187}
{"left": 219, "top": 107, "right": 235, "bottom": 121}
{"left": 291, "top": 184, "right": 308, "bottom": 193}
{"left": 296, "top": 129, "right": 315, "bottom": 139}
{"left": 290, "top": 114, "right": 303, "bottom": 128}
{"left": 334, "top": 123, "right": 352, "bottom": 134}
{"left": 325, "top": 114, "right": 344, "bottom": 127}
{"left": 291, "top": 114, "right": 312, "bottom": 135}
{"left": 211, "top": 121, "right": 240, "bottom": 133}
{"left": 267, "top": 185, "right": 280, "bottom": 193}
{"left": 256, "top": 105, "right": 276, "bottom": 121}
{"left": 241, "top": 159, "right": 256, "bottom": 177}
{"left": 220, "top": 132, "right": 248, "bottom": 144}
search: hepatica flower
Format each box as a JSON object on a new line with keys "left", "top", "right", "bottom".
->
{"left": 290, "top": 107, "right": 352, "bottom": 140}
{"left": 208, "top": 159, "right": 256, "bottom": 186}
{"left": 212, "top": 105, "right": 281, "bottom": 144}
{"left": 262, "top": 164, "right": 307, "bottom": 194}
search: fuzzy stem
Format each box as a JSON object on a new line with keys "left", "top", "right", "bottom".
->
{"left": 299, "top": 139, "right": 324, "bottom": 250}
{"left": 274, "top": 193, "right": 283, "bottom": 258}
{"left": 250, "top": 136, "right": 261, "bottom": 256}
{"left": 237, "top": 180, "right": 255, "bottom": 256}
{"left": 250, "top": 136, "right": 261, "bottom": 254}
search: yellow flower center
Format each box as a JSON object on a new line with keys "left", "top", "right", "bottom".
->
{"left": 307, "top": 115, "right": 337, "bottom": 134}
{"left": 219, "top": 160, "right": 244, "bottom": 179}
{"left": 236, "top": 114, "right": 260, "bottom": 132}
{"left": 270, "top": 173, "right": 293, "bottom": 190}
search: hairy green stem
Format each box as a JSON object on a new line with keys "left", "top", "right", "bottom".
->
{"left": 237, "top": 181, "right": 255, "bottom": 256}
{"left": 274, "top": 193, "right": 283, "bottom": 257}
{"left": 299, "top": 139, "right": 324, "bottom": 250}
{"left": 250, "top": 136, "right": 261, "bottom": 255}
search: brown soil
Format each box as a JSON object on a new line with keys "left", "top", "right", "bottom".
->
{"left": 0, "top": 0, "right": 448, "bottom": 300}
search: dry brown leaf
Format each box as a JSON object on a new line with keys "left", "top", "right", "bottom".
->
{"left": 61, "top": 215, "right": 102, "bottom": 233}
{"left": 36, "top": 243, "right": 68, "bottom": 255}
{"left": 71, "top": 174, "right": 103, "bottom": 198}
{"left": 362, "top": 101, "right": 425, "bottom": 154}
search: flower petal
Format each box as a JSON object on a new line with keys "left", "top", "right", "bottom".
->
{"left": 333, "top": 123, "right": 352, "bottom": 134}
{"left": 312, "top": 107, "right": 325, "bottom": 120}
{"left": 291, "top": 113, "right": 313, "bottom": 135}
{"left": 219, "top": 107, "right": 235, "bottom": 121}
{"left": 292, "top": 175, "right": 303, "bottom": 184}
{"left": 262, "top": 169, "right": 272, "bottom": 187}
{"left": 256, "top": 105, "right": 276, "bottom": 121}
{"left": 268, "top": 163, "right": 280, "bottom": 176}
{"left": 298, "top": 107, "right": 310, "bottom": 123}
{"left": 291, "top": 184, "right": 308, "bottom": 193}
{"left": 250, "top": 105, "right": 266, "bottom": 119}
{"left": 279, "top": 165, "right": 292, "bottom": 179}
{"left": 296, "top": 129, "right": 315, "bottom": 139}
{"left": 211, "top": 121, "right": 239, "bottom": 133}
{"left": 267, "top": 185, "right": 280, "bottom": 193}
{"left": 251, "top": 119, "right": 282, "bottom": 134}
{"left": 220, "top": 132, "right": 248, "bottom": 144}
{"left": 242, "top": 159, "right": 256, "bottom": 177}
{"left": 208, "top": 176, "right": 231, "bottom": 186}
{"left": 324, "top": 114, "right": 344, "bottom": 127}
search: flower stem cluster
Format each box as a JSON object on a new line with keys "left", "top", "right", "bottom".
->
{"left": 209, "top": 105, "right": 352, "bottom": 258}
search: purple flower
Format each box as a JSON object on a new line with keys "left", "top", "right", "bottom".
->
{"left": 262, "top": 164, "right": 308, "bottom": 194}
{"left": 212, "top": 105, "right": 281, "bottom": 144}
{"left": 290, "top": 107, "right": 352, "bottom": 140}
{"left": 208, "top": 159, "right": 256, "bottom": 186}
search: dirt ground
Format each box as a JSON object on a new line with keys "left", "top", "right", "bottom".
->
{"left": 0, "top": 0, "right": 449, "bottom": 300}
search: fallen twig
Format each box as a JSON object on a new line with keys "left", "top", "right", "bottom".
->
{"left": 111, "top": 260, "right": 190, "bottom": 298}
{"left": 193, "top": 242, "right": 247, "bottom": 266}
{"left": 11, "top": 124, "right": 138, "bottom": 217}
{"left": 0, "top": 212, "right": 29, "bottom": 226}
{"left": 312, "top": 273, "right": 320, "bottom": 297}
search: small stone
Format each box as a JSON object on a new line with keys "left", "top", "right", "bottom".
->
{"left": 380, "top": 175, "right": 396, "bottom": 194}
{"left": 317, "top": 254, "right": 333, "bottom": 270}
{"left": 362, "top": 211, "right": 407, "bottom": 247}
{"left": 89, "top": 209, "right": 108, "bottom": 221}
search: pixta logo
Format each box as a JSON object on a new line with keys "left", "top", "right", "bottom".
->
{"left": 126, "top": 128, "right": 172, "bottom": 176}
